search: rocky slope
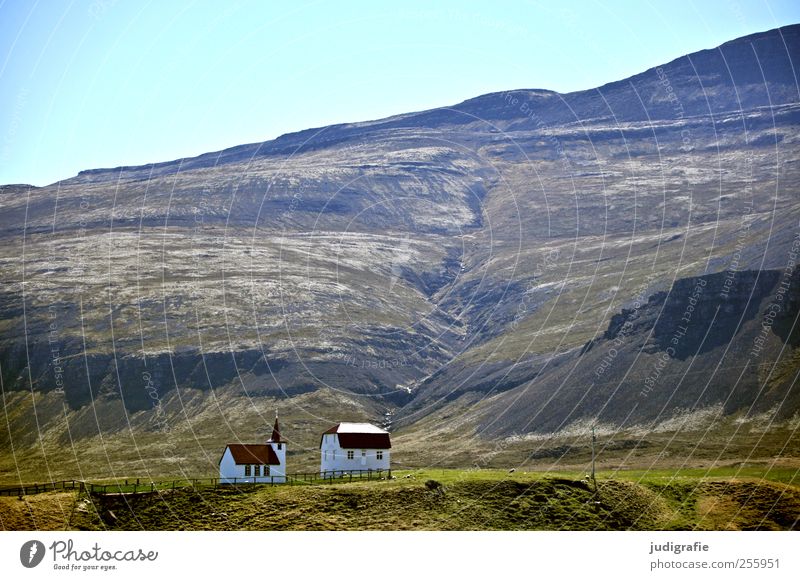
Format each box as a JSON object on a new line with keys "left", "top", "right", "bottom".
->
{"left": 0, "top": 25, "right": 798, "bottom": 481}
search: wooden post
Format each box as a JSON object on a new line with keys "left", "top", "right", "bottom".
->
{"left": 591, "top": 426, "right": 597, "bottom": 493}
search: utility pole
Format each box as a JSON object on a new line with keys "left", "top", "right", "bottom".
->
{"left": 591, "top": 425, "right": 597, "bottom": 492}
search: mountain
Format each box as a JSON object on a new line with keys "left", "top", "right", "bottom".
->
{"left": 1, "top": 25, "right": 799, "bottom": 481}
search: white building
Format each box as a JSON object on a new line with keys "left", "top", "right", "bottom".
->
{"left": 218, "top": 416, "right": 287, "bottom": 483}
{"left": 319, "top": 422, "right": 391, "bottom": 475}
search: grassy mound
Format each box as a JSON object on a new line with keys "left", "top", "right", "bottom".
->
{"left": 3, "top": 469, "right": 796, "bottom": 531}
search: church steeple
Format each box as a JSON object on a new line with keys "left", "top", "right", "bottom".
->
{"left": 269, "top": 410, "right": 282, "bottom": 443}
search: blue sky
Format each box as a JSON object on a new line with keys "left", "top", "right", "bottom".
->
{"left": 1, "top": 0, "right": 798, "bottom": 186}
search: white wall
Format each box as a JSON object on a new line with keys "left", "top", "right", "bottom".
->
{"left": 319, "top": 433, "right": 390, "bottom": 474}
{"left": 218, "top": 447, "right": 286, "bottom": 484}
{"left": 269, "top": 441, "right": 286, "bottom": 478}
{"left": 219, "top": 448, "right": 238, "bottom": 482}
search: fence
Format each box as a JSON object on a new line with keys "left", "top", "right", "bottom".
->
{"left": 0, "top": 469, "right": 392, "bottom": 497}
{"left": 0, "top": 479, "right": 84, "bottom": 496}
{"left": 295, "top": 469, "right": 390, "bottom": 485}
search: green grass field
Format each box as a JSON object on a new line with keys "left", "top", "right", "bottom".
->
{"left": 2, "top": 468, "right": 797, "bottom": 531}
{"left": 397, "top": 466, "right": 800, "bottom": 486}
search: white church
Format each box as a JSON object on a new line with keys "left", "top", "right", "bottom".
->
{"left": 319, "top": 422, "right": 391, "bottom": 475}
{"left": 218, "top": 416, "right": 287, "bottom": 484}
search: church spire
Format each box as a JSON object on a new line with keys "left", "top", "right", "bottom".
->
{"left": 269, "top": 410, "right": 282, "bottom": 443}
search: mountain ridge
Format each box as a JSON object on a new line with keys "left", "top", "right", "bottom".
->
{"left": 57, "top": 24, "right": 800, "bottom": 186}
{"left": 0, "top": 24, "right": 798, "bottom": 480}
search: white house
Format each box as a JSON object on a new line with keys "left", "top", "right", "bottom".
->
{"left": 319, "top": 422, "right": 391, "bottom": 475}
{"left": 218, "top": 416, "right": 287, "bottom": 484}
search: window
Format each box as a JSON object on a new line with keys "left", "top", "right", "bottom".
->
{"left": 264, "top": 465, "right": 270, "bottom": 476}
{"left": 277, "top": 443, "right": 282, "bottom": 450}
{"left": 254, "top": 465, "right": 261, "bottom": 477}
{"left": 377, "top": 451, "right": 383, "bottom": 460}
{"left": 347, "top": 450, "right": 354, "bottom": 460}
{"left": 244, "top": 465, "right": 251, "bottom": 476}
{"left": 361, "top": 450, "right": 366, "bottom": 457}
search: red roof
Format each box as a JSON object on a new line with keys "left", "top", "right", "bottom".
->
{"left": 321, "top": 424, "right": 392, "bottom": 449}
{"left": 222, "top": 444, "right": 280, "bottom": 465}
{"left": 337, "top": 433, "right": 391, "bottom": 449}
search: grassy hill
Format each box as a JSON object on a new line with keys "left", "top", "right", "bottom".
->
{"left": 2, "top": 468, "right": 797, "bottom": 531}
